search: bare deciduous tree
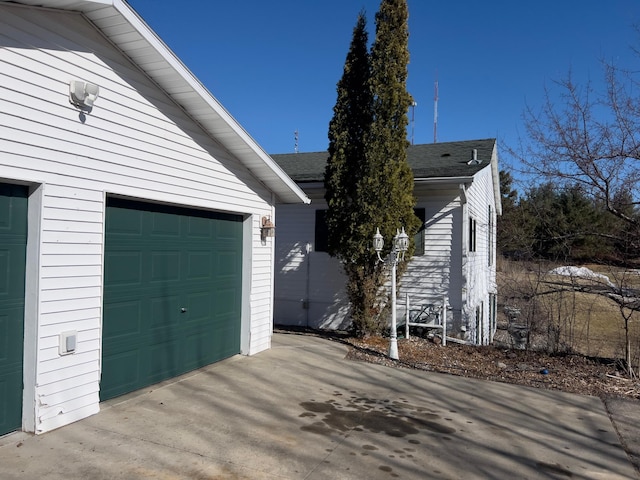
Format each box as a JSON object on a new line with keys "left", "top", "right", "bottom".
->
{"left": 510, "top": 61, "right": 640, "bottom": 252}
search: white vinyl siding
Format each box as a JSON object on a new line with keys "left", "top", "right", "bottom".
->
{"left": 274, "top": 198, "right": 350, "bottom": 330}
{"left": 275, "top": 203, "right": 311, "bottom": 327}
{"left": 1, "top": 5, "right": 277, "bottom": 433}
{"left": 463, "top": 163, "right": 499, "bottom": 344}
{"left": 398, "top": 190, "right": 462, "bottom": 326}
{"left": 275, "top": 158, "right": 500, "bottom": 345}
{"left": 274, "top": 157, "right": 500, "bottom": 346}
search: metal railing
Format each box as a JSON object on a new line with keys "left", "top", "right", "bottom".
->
{"left": 404, "top": 294, "right": 448, "bottom": 346}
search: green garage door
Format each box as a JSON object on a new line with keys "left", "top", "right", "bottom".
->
{"left": 0, "top": 184, "right": 27, "bottom": 436}
{"left": 101, "top": 198, "right": 243, "bottom": 401}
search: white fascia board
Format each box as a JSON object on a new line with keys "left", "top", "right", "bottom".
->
{"left": 2, "top": 0, "right": 310, "bottom": 205}
{"left": 490, "top": 142, "right": 502, "bottom": 216}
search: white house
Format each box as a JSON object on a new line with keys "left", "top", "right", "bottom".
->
{"left": 0, "top": 0, "right": 309, "bottom": 436}
{"left": 272, "top": 138, "right": 501, "bottom": 344}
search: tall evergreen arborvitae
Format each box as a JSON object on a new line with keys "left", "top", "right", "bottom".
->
{"left": 325, "top": 11, "right": 372, "bottom": 261}
{"left": 366, "top": 0, "right": 419, "bottom": 252}
{"left": 324, "top": 0, "right": 419, "bottom": 336}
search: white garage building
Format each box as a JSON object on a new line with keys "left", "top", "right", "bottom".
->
{"left": 0, "top": 0, "right": 308, "bottom": 435}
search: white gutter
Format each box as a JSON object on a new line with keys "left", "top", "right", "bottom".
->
{"left": 414, "top": 176, "right": 474, "bottom": 185}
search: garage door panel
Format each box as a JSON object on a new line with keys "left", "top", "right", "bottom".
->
{"left": 217, "top": 219, "right": 242, "bottom": 240}
{"left": 104, "top": 251, "right": 142, "bottom": 285}
{"left": 218, "top": 250, "right": 241, "bottom": 275}
{"left": 150, "top": 295, "right": 181, "bottom": 332}
{"left": 0, "top": 314, "right": 8, "bottom": 360}
{"left": 184, "top": 292, "right": 211, "bottom": 324}
{"left": 187, "top": 251, "right": 212, "bottom": 280}
{"left": 100, "top": 350, "right": 141, "bottom": 399}
{"left": 187, "top": 216, "right": 214, "bottom": 238}
{"left": 212, "top": 327, "right": 239, "bottom": 359}
{"left": 183, "top": 330, "right": 215, "bottom": 368}
{"left": 0, "top": 313, "right": 15, "bottom": 364}
{"left": 151, "top": 211, "right": 181, "bottom": 237}
{"left": 0, "top": 355, "right": 27, "bottom": 403}
{"left": 149, "top": 293, "right": 181, "bottom": 313}
{"left": 0, "top": 251, "right": 8, "bottom": 295}
{"left": 103, "top": 299, "right": 142, "bottom": 337}
{"left": 102, "top": 198, "right": 242, "bottom": 401}
{"left": 1, "top": 253, "right": 28, "bottom": 302}
{"left": 106, "top": 207, "right": 143, "bottom": 236}
{"left": 0, "top": 310, "right": 26, "bottom": 366}
{"left": 215, "top": 287, "right": 240, "bottom": 316}
{"left": 148, "top": 340, "right": 179, "bottom": 381}
{"left": 150, "top": 251, "right": 180, "bottom": 283}
{"left": 0, "top": 195, "right": 11, "bottom": 229}
{"left": 0, "top": 191, "right": 27, "bottom": 234}
{"left": 0, "top": 380, "right": 18, "bottom": 429}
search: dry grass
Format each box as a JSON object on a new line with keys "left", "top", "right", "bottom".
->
{"left": 497, "top": 259, "right": 640, "bottom": 365}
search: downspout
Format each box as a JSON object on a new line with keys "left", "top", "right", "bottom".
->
{"left": 459, "top": 183, "right": 468, "bottom": 341}
{"left": 305, "top": 241, "right": 311, "bottom": 328}
{"left": 270, "top": 192, "right": 276, "bottom": 336}
{"left": 459, "top": 183, "right": 467, "bottom": 205}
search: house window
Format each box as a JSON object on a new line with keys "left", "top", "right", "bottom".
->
{"left": 469, "top": 216, "right": 477, "bottom": 252}
{"left": 414, "top": 208, "right": 426, "bottom": 256}
{"left": 315, "top": 209, "right": 328, "bottom": 252}
{"left": 488, "top": 205, "right": 494, "bottom": 266}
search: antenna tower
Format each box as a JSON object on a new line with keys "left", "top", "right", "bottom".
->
{"left": 433, "top": 74, "right": 438, "bottom": 143}
{"left": 294, "top": 129, "right": 299, "bottom": 153}
{"left": 410, "top": 101, "right": 417, "bottom": 145}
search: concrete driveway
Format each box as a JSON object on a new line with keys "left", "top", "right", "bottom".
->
{"left": 0, "top": 332, "right": 637, "bottom": 479}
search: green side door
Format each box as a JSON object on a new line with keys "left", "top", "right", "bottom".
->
{"left": 0, "top": 184, "right": 28, "bottom": 436}
{"left": 101, "top": 198, "right": 243, "bottom": 401}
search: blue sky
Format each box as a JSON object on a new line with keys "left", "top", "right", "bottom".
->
{"left": 127, "top": 1, "right": 639, "bottom": 166}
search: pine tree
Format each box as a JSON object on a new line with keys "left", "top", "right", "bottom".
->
{"left": 324, "top": 0, "right": 419, "bottom": 336}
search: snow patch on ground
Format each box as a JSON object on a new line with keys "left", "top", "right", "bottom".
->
{"left": 548, "top": 266, "right": 615, "bottom": 287}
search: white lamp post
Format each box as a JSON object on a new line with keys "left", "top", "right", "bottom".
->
{"left": 373, "top": 226, "right": 409, "bottom": 360}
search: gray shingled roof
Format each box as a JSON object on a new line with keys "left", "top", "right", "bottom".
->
{"left": 271, "top": 138, "right": 496, "bottom": 183}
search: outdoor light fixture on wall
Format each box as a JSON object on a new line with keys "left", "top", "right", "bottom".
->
{"left": 69, "top": 80, "right": 100, "bottom": 111}
{"left": 261, "top": 216, "right": 275, "bottom": 241}
{"left": 373, "top": 227, "right": 409, "bottom": 360}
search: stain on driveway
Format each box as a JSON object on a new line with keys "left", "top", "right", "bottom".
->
{"left": 299, "top": 390, "right": 456, "bottom": 439}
